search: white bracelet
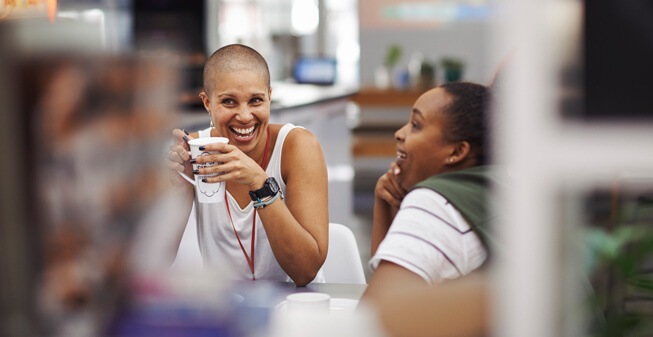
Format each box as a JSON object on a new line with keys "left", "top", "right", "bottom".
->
{"left": 253, "top": 190, "right": 283, "bottom": 209}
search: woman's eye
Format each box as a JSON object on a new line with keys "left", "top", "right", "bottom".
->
{"left": 222, "top": 99, "right": 236, "bottom": 105}
{"left": 250, "top": 97, "right": 263, "bottom": 104}
{"left": 411, "top": 121, "right": 419, "bottom": 130}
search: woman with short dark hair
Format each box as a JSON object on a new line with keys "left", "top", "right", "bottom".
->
{"left": 363, "top": 82, "right": 505, "bottom": 298}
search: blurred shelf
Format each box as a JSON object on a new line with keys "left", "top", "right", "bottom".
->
{"left": 349, "top": 87, "right": 418, "bottom": 161}
{"left": 350, "top": 86, "right": 423, "bottom": 107}
{"left": 352, "top": 134, "right": 396, "bottom": 158}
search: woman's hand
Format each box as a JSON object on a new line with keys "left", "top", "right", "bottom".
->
{"left": 167, "top": 129, "right": 194, "bottom": 186}
{"left": 375, "top": 162, "right": 407, "bottom": 209}
{"left": 193, "top": 142, "right": 268, "bottom": 191}
{"left": 371, "top": 162, "right": 407, "bottom": 255}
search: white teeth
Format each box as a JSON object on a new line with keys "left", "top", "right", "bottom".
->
{"left": 231, "top": 126, "right": 255, "bottom": 135}
{"left": 397, "top": 151, "right": 407, "bottom": 159}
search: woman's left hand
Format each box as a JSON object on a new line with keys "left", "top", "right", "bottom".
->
{"left": 192, "top": 142, "right": 268, "bottom": 190}
{"left": 375, "top": 162, "right": 407, "bottom": 209}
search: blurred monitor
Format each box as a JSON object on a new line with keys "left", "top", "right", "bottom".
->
{"left": 293, "top": 57, "right": 337, "bottom": 85}
{"left": 132, "top": 0, "right": 205, "bottom": 53}
{"left": 584, "top": 0, "right": 653, "bottom": 120}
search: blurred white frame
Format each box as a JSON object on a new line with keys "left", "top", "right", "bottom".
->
{"left": 492, "top": 1, "right": 653, "bottom": 337}
{"left": 12, "top": 8, "right": 107, "bottom": 53}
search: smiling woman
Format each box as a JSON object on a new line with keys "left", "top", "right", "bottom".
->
{"left": 166, "top": 44, "right": 329, "bottom": 286}
{"left": 361, "top": 82, "right": 507, "bottom": 303}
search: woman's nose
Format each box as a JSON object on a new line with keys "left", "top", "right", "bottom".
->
{"left": 235, "top": 105, "right": 253, "bottom": 121}
{"left": 395, "top": 125, "right": 406, "bottom": 142}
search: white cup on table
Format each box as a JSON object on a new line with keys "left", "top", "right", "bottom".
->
{"left": 286, "top": 292, "right": 331, "bottom": 312}
{"left": 177, "top": 137, "right": 228, "bottom": 203}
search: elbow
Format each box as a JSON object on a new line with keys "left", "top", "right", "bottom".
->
{"left": 290, "top": 245, "right": 327, "bottom": 287}
{"left": 293, "top": 279, "right": 311, "bottom": 287}
{"left": 291, "top": 262, "right": 322, "bottom": 287}
{"left": 292, "top": 270, "right": 318, "bottom": 287}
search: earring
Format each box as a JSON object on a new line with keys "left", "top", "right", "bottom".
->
{"left": 447, "top": 158, "right": 453, "bottom": 163}
{"left": 199, "top": 93, "right": 214, "bottom": 128}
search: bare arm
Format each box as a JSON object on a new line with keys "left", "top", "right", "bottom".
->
{"left": 371, "top": 199, "right": 396, "bottom": 256}
{"left": 371, "top": 163, "right": 406, "bottom": 256}
{"left": 258, "top": 128, "right": 329, "bottom": 286}
{"left": 361, "top": 261, "right": 489, "bottom": 337}
{"left": 166, "top": 129, "right": 198, "bottom": 258}
{"left": 360, "top": 260, "right": 427, "bottom": 304}
{"left": 195, "top": 128, "right": 328, "bottom": 286}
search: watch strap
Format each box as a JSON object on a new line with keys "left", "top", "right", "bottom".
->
{"left": 253, "top": 190, "right": 282, "bottom": 209}
{"left": 249, "top": 177, "right": 279, "bottom": 201}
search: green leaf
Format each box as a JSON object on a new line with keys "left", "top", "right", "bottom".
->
{"left": 627, "top": 276, "right": 653, "bottom": 291}
{"left": 384, "top": 45, "right": 402, "bottom": 67}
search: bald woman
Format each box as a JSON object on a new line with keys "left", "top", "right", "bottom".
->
{"left": 167, "top": 44, "right": 328, "bottom": 286}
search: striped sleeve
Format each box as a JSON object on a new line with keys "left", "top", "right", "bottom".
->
{"left": 369, "top": 188, "right": 487, "bottom": 284}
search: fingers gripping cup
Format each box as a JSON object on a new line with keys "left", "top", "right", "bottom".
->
{"left": 177, "top": 137, "right": 229, "bottom": 203}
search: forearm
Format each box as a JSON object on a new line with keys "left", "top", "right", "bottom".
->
{"left": 257, "top": 199, "right": 327, "bottom": 286}
{"left": 375, "top": 273, "right": 489, "bottom": 337}
{"left": 255, "top": 127, "right": 328, "bottom": 286}
{"left": 131, "top": 184, "right": 195, "bottom": 270}
{"left": 169, "top": 183, "right": 195, "bottom": 257}
{"left": 371, "top": 197, "right": 397, "bottom": 256}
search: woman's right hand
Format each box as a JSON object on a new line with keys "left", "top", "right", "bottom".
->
{"left": 167, "top": 129, "right": 195, "bottom": 186}
{"left": 374, "top": 162, "right": 407, "bottom": 209}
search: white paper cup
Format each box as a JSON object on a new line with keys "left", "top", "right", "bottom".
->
{"left": 286, "top": 292, "right": 331, "bottom": 312}
{"left": 177, "top": 137, "right": 228, "bottom": 203}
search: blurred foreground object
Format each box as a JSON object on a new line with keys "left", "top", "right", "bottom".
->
{"left": 0, "top": 0, "right": 57, "bottom": 23}
{"left": 581, "top": 179, "right": 653, "bottom": 337}
{"left": 373, "top": 273, "right": 488, "bottom": 337}
{"left": 1, "top": 51, "right": 176, "bottom": 337}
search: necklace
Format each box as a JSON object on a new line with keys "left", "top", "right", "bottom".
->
{"left": 224, "top": 127, "right": 270, "bottom": 281}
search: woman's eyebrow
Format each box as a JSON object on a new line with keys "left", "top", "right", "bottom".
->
{"left": 412, "top": 108, "right": 424, "bottom": 119}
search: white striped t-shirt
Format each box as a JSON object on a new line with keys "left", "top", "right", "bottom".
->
{"left": 369, "top": 188, "right": 487, "bottom": 284}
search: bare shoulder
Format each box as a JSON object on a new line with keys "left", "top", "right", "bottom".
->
{"left": 280, "top": 126, "right": 325, "bottom": 176}
{"left": 284, "top": 127, "right": 321, "bottom": 152}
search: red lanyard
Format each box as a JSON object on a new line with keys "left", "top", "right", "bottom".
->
{"left": 224, "top": 128, "right": 270, "bottom": 281}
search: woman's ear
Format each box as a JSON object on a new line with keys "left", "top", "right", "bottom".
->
{"left": 199, "top": 91, "right": 210, "bottom": 112}
{"left": 448, "top": 141, "right": 471, "bottom": 165}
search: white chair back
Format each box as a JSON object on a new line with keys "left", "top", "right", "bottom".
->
{"left": 322, "top": 223, "right": 366, "bottom": 284}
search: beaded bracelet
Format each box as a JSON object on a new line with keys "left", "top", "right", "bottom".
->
{"left": 253, "top": 190, "right": 283, "bottom": 209}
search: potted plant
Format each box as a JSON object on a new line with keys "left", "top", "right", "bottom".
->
{"left": 441, "top": 57, "right": 465, "bottom": 82}
{"left": 375, "top": 44, "right": 402, "bottom": 89}
{"left": 384, "top": 44, "right": 402, "bottom": 69}
{"left": 582, "top": 193, "right": 653, "bottom": 337}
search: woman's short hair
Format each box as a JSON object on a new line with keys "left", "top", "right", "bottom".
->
{"left": 440, "top": 82, "right": 491, "bottom": 165}
{"left": 203, "top": 44, "right": 271, "bottom": 95}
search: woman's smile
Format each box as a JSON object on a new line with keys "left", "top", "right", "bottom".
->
{"left": 229, "top": 123, "right": 258, "bottom": 143}
{"left": 392, "top": 87, "right": 456, "bottom": 190}
{"left": 395, "top": 147, "right": 407, "bottom": 166}
{"left": 204, "top": 69, "right": 272, "bottom": 154}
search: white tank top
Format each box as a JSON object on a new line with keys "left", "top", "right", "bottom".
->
{"left": 194, "top": 123, "right": 325, "bottom": 283}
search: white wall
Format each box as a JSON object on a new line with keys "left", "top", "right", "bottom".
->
{"left": 359, "top": 21, "right": 495, "bottom": 86}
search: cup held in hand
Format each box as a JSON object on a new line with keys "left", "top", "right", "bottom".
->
{"left": 177, "top": 137, "right": 228, "bottom": 203}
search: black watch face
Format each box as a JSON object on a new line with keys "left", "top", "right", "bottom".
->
{"left": 268, "top": 178, "right": 279, "bottom": 194}
{"left": 251, "top": 177, "right": 279, "bottom": 201}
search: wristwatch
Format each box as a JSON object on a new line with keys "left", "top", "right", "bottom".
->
{"left": 249, "top": 177, "right": 280, "bottom": 202}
